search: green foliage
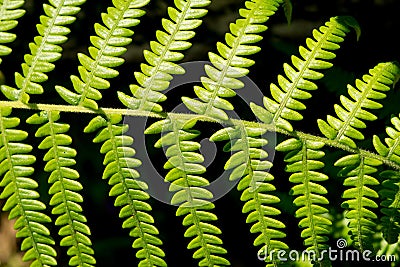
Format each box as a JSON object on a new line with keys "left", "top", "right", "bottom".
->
{"left": 1, "top": 0, "right": 86, "bottom": 103}
{"left": 27, "top": 111, "right": 95, "bottom": 267}
{"left": 0, "top": 1, "right": 400, "bottom": 267}
{"left": 118, "top": 0, "right": 212, "bottom": 113}
{"left": 211, "top": 125, "right": 287, "bottom": 266}
{"left": 183, "top": 0, "right": 283, "bottom": 121}
{"left": 0, "top": 0, "right": 25, "bottom": 64}
{"left": 0, "top": 107, "right": 57, "bottom": 267}
{"left": 85, "top": 114, "right": 166, "bottom": 267}
{"left": 56, "top": 0, "right": 150, "bottom": 110}
{"left": 146, "top": 117, "right": 229, "bottom": 266}
{"left": 277, "top": 138, "right": 330, "bottom": 263}
{"left": 251, "top": 16, "right": 360, "bottom": 132}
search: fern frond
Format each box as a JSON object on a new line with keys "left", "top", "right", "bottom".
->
{"left": 0, "top": 107, "right": 57, "bottom": 267}
{"left": 118, "top": 0, "right": 211, "bottom": 113}
{"left": 251, "top": 16, "right": 360, "bottom": 132}
{"left": 373, "top": 114, "right": 400, "bottom": 244}
{"left": 1, "top": 0, "right": 86, "bottom": 103}
{"left": 318, "top": 61, "right": 400, "bottom": 148}
{"left": 210, "top": 125, "right": 288, "bottom": 266}
{"left": 183, "top": 0, "right": 283, "bottom": 121}
{"left": 146, "top": 118, "right": 230, "bottom": 266}
{"left": 276, "top": 138, "right": 331, "bottom": 264}
{"left": 377, "top": 171, "right": 400, "bottom": 245}
{"left": 56, "top": 0, "right": 150, "bottom": 110}
{"left": 84, "top": 114, "right": 166, "bottom": 267}
{"left": 0, "top": 0, "right": 26, "bottom": 64}
{"left": 26, "top": 111, "right": 96, "bottom": 267}
{"left": 335, "top": 154, "right": 381, "bottom": 251}
{"left": 317, "top": 62, "right": 400, "bottom": 251}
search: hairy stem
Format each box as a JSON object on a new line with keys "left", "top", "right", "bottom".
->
{"left": 1, "top": 100, "right": 399, "bottom": 171}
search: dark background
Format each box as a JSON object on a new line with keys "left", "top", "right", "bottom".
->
{"left": 1, "top": 0, "right": 400, "bottom": 266}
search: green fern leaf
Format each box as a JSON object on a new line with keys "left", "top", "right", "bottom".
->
{"left": 56, "top": 0, "right": 150, "bottom": 110}
{"left": 282, "top": 0, "right": 292, "bottom": 25}
{"left": 27, "top": 111, "right": 96, "bottom": 267}
{"left": 318, "top": 61, "right": 400, "bottom": 148}
{"left": 146, "top": 117, "right": 230, "bottom": 266}
{"left": 317, "top": 62, "right": 400, "bottom": 251}
{"left": 210, "top": 125, "right": 288, "bottom": 266}
{"left": 118, "top": 0, "right": 212, "bottom": 113}
{"left": 0, "top": 107, "right": 57, "bottom": 267}
{"left": 335, "top": 154, "right": 382, "bottom": 251}
{"left": 183, "top": 0, "right": 283, "bottom": 121}
{"left": 373, "top": 114, "right": 400, "bottom": 244}
{"left": 1, "top": 0, "right": 86, "bottom": 103}
{"left": 277, "top": 138, "right": 331, "bottom": 264}
{"left": 378, "top": 170, "right": 400, "bottom": 245}
{"left": 251, "top": 16, "right": 360, "bottom": 132}
{"left": 84, "top": 114, "right": 167, "bottom": 267}
{"left": 0, "top": 0, "right": 26, "bottom": 64}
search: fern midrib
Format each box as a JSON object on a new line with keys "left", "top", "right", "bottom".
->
{"left": 137, "top": 0, "right": 192, "bottom": 111}
{"left": 3, "top": 100, "right": 400, "bottom": 171}
{"left": 272, "top": 24, "right": 332, "bottom": 125}
{"left": 241, "top": 128, "right": 276, "bottom": 267}
{"left": 171, "top": 120, "right": 214, "bottom": 266}
{"left": 78, "top": 2, "right": 131, "bottom": 107}
{"left": 20, "top": 0, "right": 65, "bottom": 99}
{"left": 47, "top": 112, "right": 86, "bottom": 266}
{"left": 203, "top": 0, "right": 261, "bottom": 117}
{"left": 300, "top": 141, "right": 323, "bottom": 263}
{"left": 385, "top": 183, "right": 400, "bottom": 240}
{"left": 0, "top": 110, "right": 46, "bottom": 265}
{"left": 334, "top": 70, "right": 382, "bottom": 142}
{"left": 106, "top": 119, "right": 156, "bottom": 266}
{"left": 355, "top": 156, "right": 366, "bottom": 251}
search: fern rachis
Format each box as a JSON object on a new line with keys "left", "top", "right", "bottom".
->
{"left": 1, "top": 1, "right": 400, "bottom": 267}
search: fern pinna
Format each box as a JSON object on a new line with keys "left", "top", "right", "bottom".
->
{"left": 1, "top": 1, "right": 400, "bottom": 267}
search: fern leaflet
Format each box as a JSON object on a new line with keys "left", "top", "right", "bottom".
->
{"left": 27, "top": 111, "right": 96, "bottom": 267}
{"left": 85, "top": 114, "right": 167, "bottom": 267}
{"left": 56, "top": 0, "right": 150, "bottom": 110}
{"left": 0, "top": 107, "right": 57, "bottom": 267}
{"left": 0, "top": 0, "right": 26, "bottom": 64}
{"left": 373, "top": 114, "right": 400, "bottom": 244}
{"left": 1, "top": 0, "right": 86, "bottom": 103}
{"left": 183, "top": 0, "right": 283, "bottom": 121}
{"left": 251, "top": 16, "right": 360, "bottom": 132}
{"left": 210, "top": 125, "right": 288, "bottom": 266}
{"left": 277, "top": 138, "right": 331, "bottom": 264}
{"left": 146, "top": 117, "right": 230, "bottom": 266}
{"left": 118, "top": 0, "right": 211, "bottom": 113}
{"left": 318, "top": 62, "right": 400, "bottom": 251}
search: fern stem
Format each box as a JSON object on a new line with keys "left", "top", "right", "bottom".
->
{"left": 2, "top": 100, "right": 400, "bottom": 171}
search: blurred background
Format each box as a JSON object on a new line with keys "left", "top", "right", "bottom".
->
{"left": 1, "top": 0, "right": 400, "bottom": 266}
